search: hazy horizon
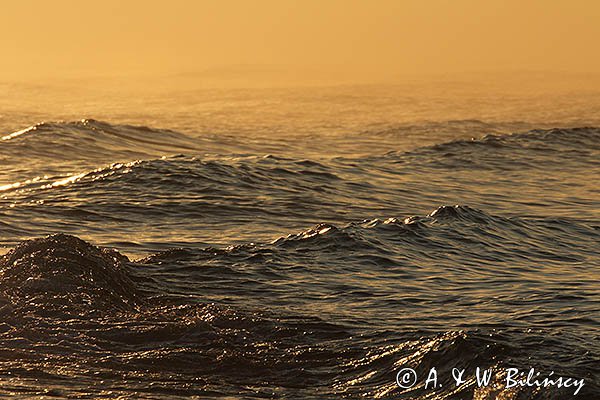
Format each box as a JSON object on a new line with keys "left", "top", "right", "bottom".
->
{"left": 3, "top": 0, "right": 600, "bottom": 85}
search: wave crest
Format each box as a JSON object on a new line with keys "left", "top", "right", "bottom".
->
{"left": 0, "top": 233, "right": 141, "bottom": 313}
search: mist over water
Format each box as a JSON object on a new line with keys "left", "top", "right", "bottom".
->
{"left": 0, "top": 81, "right": 599, "bottom": 398}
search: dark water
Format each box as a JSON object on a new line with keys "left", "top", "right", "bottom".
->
{"left": 0, "top": 88, "right": 599, "bottom": 398}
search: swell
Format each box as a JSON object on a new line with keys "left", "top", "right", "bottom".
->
{"left": 1, "top": 119, "right": 196, "bottom": 150}
{"left": 130, "top": 205, "right": 600, "bottom": 339}
{"left": 3, "top": 205, "right": 598, "bottom": 317}
{"left": 3, "top": 120, "right": 599, "bottom": 190}
{"left": 6, "top": 123, "right": 600, "bottom": 197}
{"left": 4, "top": 120, "right": 600, "bottom": 166}
{"left": 380, "top": 126, "right": 600, "bottom": 171}
{"left": 0, "top": 119, "right": 204, "bottom": 187}
{"left": 0, "top": 232, "right": 597, "bottom": 398}
{"left": 416, "top": 126, "right": 600, "bottom": 153}
{"left": 2, "top": 134, "right": 600, "bottom": 257}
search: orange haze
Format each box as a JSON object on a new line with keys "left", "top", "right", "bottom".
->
{"left": 1, "top": 0, "right": 599, "bottom": 84}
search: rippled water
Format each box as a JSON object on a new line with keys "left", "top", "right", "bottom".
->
{"left": 0, "top": 82, "right": 599, "bottom": 398}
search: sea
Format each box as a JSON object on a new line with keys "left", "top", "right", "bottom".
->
{"left": 0, "top": 77, "right": 599, "bottom": 398}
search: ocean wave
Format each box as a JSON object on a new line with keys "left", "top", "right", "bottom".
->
{"left": 2, "top": 90, "right": 599, "bottom": 398}
{"left": 1, "top": 132, "right": 599, "bottom": 260}
{"left": 142, "top": 204, "right": 599, "bottom": 267}
{"left": 126, "top": 205, "right": 598, "bottom": 337}
{"left": 424, "top": 126, "right": 600, "bottom": 152}
{"left": 1, "top": 119, "right": 195, "bottom": 148}
{"left": 0, "top": 233, "right": 141, "bottom": 314}
{"left": 0, "top": 233, "right": 596, "bottom": 398}
{"left": 376, "top": 127, "right": 600, "bottom": 171}
{"left": 0, "top": 119, "right": 204, "bottom": 188}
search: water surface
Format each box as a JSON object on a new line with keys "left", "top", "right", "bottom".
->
{"left": 0, "top": 82, "right": 599, "bottom": 398}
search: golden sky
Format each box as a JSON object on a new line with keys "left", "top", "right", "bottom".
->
{"left": 2, "top": 0, "right": 599, "bottom": 81}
